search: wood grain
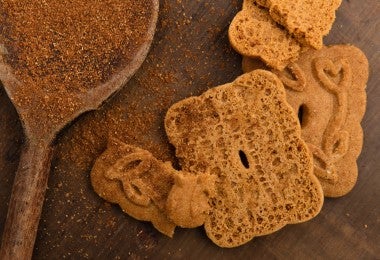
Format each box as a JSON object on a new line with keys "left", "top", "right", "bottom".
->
{"left": 1, "top": 0, "right": 379, "bottom": 258}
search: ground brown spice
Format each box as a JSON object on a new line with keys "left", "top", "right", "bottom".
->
{"left": 0, "top": 0, "right": 155, "bottom": 136}
{"left": 1, "top": 0, "right": 151, "bottom": 92}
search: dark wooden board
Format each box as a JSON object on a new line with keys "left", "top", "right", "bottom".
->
{"left": 1, "top": 0, "right": 379, "bottom": 258}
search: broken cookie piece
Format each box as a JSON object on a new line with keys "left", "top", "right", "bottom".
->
{"left": 229, "top": 0, "right": 302, "bottom": 70}
{"left": 255, "top": 0, "right": 342, "bottom": 49}
{"left": 91, "top": 138, "right": 216, "bottom": 235}
{"left": 90, "top": 138, "right": 176, "bottom": 237}
{"left": 166, "top": 173, "right": 216, "bottom": 228}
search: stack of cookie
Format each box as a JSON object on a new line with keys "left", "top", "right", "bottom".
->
{"left": 90, "top": 0, "right": 369, "bottom": 248}
{"left": 229, "top": 0, "right": 369, "bottom": 198}
{"left": 229, "top": 0, "right": 342, "bottom": 70}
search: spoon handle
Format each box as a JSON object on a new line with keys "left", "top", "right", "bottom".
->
{"left": 0, "top": 139, "right": 53, "bottom": 260}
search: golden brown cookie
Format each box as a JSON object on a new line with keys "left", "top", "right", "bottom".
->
{"left": 255, "top": 0, "right": 342, "bottom": 49}
{"left": 229, "top": 0, "right": 302, "bottom": 70}
{"left": 90, "top": 138, "right": 176, "bottom": 236}
{"left": 165, "top": 70, "right": 324, "bottom": 247}
{"left": 91, "top": 138, "right": 216, "bottom": 235}
{"left": 166, "top": 173, "right": 216, "bottom": 228}
{"left": 243, "top": 45, "right": 369, "bottom": 197}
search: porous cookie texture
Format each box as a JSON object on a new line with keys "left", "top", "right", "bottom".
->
{"left": 229, "top": 0, "right": 302, "bottom": 70}
{"left": 91, "top": 138, "right": 216, "bottom": 235}
{"left": 242, "top": 45, "right": 369, "bottom": 197}
{"left": 255, "top": 0, "right": 342, "bottom": 49}
{"left": 90, "top": 138, "right": 176, "bottom": 236}
{"left": 165, "top": 70, "right": 324, "bottom": 247}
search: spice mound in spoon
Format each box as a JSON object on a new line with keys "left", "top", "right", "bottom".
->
{"left": 0, "top": 0, "right": 157, "bottom": 138}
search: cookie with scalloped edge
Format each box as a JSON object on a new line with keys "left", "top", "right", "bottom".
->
{"left": 242, "top": 45, "right": 369, "bottom": 197}
{"left": 165, "top": 70, "right": 324, "bottom": 247}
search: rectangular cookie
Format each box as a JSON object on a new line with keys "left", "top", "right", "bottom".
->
{"left": 165, "top": 70, "right": 324, "bottom": 247}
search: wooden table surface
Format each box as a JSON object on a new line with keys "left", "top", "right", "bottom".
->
{"left": 1, "top": 0, "right": 379, "bottom": 258}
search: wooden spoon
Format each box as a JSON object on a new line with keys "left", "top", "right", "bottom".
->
{"left": 0, "top": 1, "right": 159, "bottom": 258}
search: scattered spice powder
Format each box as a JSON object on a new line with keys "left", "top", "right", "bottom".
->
{"left": 32, "top": 1, "right": 242, "bottom": 258}
{"left": 2, "top": 0, "right": 242, "bottom": 258}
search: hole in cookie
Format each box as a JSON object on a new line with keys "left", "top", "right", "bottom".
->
{"left": 214, "top": 234, "right": 222, "bottom": 240}
{"left": 297, "top": 104, "right": 308, "bottom": 127}
{"left": 239, "top": 150, "right": 250, "bottom": 169}
{"left": 285, "top": 204, "right": 293, "bottom": 211}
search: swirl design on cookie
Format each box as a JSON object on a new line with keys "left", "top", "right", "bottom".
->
{"left": 105, "top": 151, "right": 154, "bottom": 206}
{"left": 313, "top": 57, "right": 351, "bottom": 183}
